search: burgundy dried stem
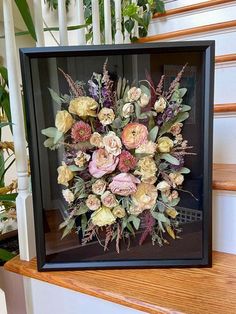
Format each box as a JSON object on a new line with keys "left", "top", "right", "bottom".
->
{"left": 58, "top": 68, "right": 84, "bottom": 97}
{"left": 116, "top": 223, "right": 122, "bottom": 254}
{"left": 166, "top": 63, "right": 188, "bottom": 100}
{"left": 156, "top": 74, "right": 165, "bottom": 96}
{"left": 139, "top": 211, "right": 155, "bottom": 245}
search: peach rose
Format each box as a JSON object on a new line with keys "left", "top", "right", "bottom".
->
{"left": 170, "top": 123, "right": 183, "bottom": 136}
{"left": 127, "top": 87, "right": 142, "bottom": 102}
{"left": 112, "top": 206, "right": 126, "bottom": 218}
{"left": 121, "top": 123, "right": 148, "bottom": 149}
{"left": 169, "top": 172, "right": 184, "bottom": 187}
{"left": 90, "top": 132, "right": 104, "bottom": 148}
{"left": 98, "top": 108, "right": 115, "bottom": 126}
{"left": 135, "top": 141, "right": 157, "bottom": 156}
{"left": 86, "top": 194, "right": 101, "bottom": 211}
{"left": 55, "top": 110, "right": 73, "bottom": 133}
{"left": 109, "top": 173, "right": 140, "bottom": 196}
{"left": 92, "top": 179, "right": 107, "bottom": 195}
{"left": 131, "top": 183, "right": 158, "bottom": 214}
{"left": 103, "top": 131, "right": 122, "bottom": 156}
{"left": 134, "top": 156, "right": 157, "bottom": 183}
{"left": 101, "top": 191, "right": 118, "bottom": 208}
{"left": 89, "top": 149, "right": 119, "bottom": 178}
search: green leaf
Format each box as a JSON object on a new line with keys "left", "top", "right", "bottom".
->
{"left": 14, "top": 0, "right": 37, "bottom": 41}
{"left": 48, "top": 88, "right": 64, "bottom": 106}
{"left": 124, "top": 19, "right": 134, "bottom": 33}
{"left": 178, "top": 88, "right": 187, "bottom": 98}
{"left": 81, "top": 214, "right": 88, "bottom": 236}
{"left": 179, "top": 167, "right": 191, "bottom": 174}
{"left": 161, "top": 153, "right": 180, "bottom": 165}
{"left": 61, "top": 219, "right": 75, "bottom": 239}
{"left": 0, "top": 122, "right": 12, "bottom": 128}
{"left": 74, "top": 205, "right": 88, "bottom": 216}
{"left": 143, "top": 11, "right": 151, "bottom": 27}
{"left": 41, "top": 127, "right": 58, "bottom": 138}
{"left": 169, "top": 197, "right": 180, "bottom": 207}
{"left": 149, "top": 126, "right": 159, "bottom": 142}
{"left": 159, "top": 112, "right": 189, "bottom": 136}
{"left": 0, "top": 248, "right": 16, "bottom": 262}
{"left": 181, "top": 105, "right": 191, "bottom": 112}
{"left": 151, "top": 211, "right": 170, "bottom": 225}
{"left": 68, "top": 165, "right": 85, "bottom": 172}
{"left": 123, "top": 3, "right": 138, "bottom": 17}
{"left": 153, "top": 0, "right": 165, "bottom": 13}
{"left": 0, "top": 66, "right": 8, "bottom": 85}
{"left": 53, "top": 130, "right": 63, "bottom": 144}
{"left": 140, "top": 84, "right": 150, "bottom": 97}
{"left": 128, "top": 215, "right": 140, "bottom": 230}
{"left": 0, "top": 193, "right": 17, "bottom": 201}
{"left": 0, "top": 152, "right": 4, "bottom": 187}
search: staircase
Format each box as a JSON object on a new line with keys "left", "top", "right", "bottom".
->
{"left": 138, "top": 0, "right": 236, "bottom": 255}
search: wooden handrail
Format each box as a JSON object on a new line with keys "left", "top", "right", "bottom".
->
{"left": 139, "top": 20, "right": 236, "bottom": 42}
{"left": 213, "top": 164, "right": 236, "bottom": 191}
{"left": 154, "top": 0, "right": 235, "bottom": 18}
{"left": 215, "top": 54, "right": 236, "bottom": 63}
{"left": 214, "top": 103, "right": 236, "bottom": 113}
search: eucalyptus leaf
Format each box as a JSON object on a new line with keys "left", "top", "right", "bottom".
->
{"left": 179, "top": 88, "right": 187, "bottom": 98}
{"left": 41, "top": 127, "right": 58, "bottom": 138}
{"left": 169, "top": 197, "right": 180, "bottom": 207}
{"left": 61, "top": 219, "right": 75, "bottom": 239}
{"left": 75, "top": 205, "right": 88, "bottom": 216}
{"left": 48, "top": 88, "right": 64, "bottom": 106}
{"left": 149, "top": 126, "right": 159, "bottom": 142}
{"left": 81, "top": 214, "right": 88, "bottom": 236}
{"left": 181, "top": 105, "right": 191, "bottom": 112}
{"left": 53, "top": 130, "right": 63, "bottom": 144}
{"left": 128, "top": 215, "right": 140, "bottom": 230}
{"left": 68, "top": 165, "right": 84, "bottom": 172}
{"left": 161, "top": 153, "right": 180, "bottom": 165}
{"left": 179, "top": 167, "right": 191, "bottom": 174}
{"left": 159, "top": 112, "right": 189, "bottom": 136}
{"left": 140, "top": 84, "right": 150, "bottom": 97}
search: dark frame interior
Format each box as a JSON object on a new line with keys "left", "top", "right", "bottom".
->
{"left": 20, "top": 42, "right": 214, "bottom": 271}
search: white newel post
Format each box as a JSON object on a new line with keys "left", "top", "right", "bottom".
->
{"left": 115, "top": 0, "right": 123, "bottom": 44}
{"left": 3, "top": 0, "right": 36, "bottom": 260}
{"left": 33, "top": 0, "right": 45, "bottom": 46}
{"left": 58, "top": 0, "right": 69, "bottom": 45}
{"left": 104, "top": 0, "right": 112, "bottom": 44}
{"left": 91, "top": 0, "right": 101, "bottom": 44}
{"left": 77, "top": 0, "right": 86, "bottom": 45}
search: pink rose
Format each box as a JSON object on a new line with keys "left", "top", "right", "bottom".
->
{"left": 101, "top": 191, "right": 118, "bottom": 208}
{"left": 89, "top": 148, "right": 119, "bottom": 178}
{"left": 109, "top": 173, "right": 140, "bottom": 196}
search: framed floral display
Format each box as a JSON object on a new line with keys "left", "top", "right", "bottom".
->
{"left": 20, "top": 42, "right": 214, "bottom": 270}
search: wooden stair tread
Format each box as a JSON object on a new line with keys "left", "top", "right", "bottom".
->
{"left": 4, "top": 252, "right": 236, "bottom": 314}
{"left": 213, "top": 164, "right": 236, "bottom": 191}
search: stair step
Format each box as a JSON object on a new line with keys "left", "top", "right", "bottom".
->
{"left": 139, "top": 20, "right": 236, "bottom": 42}
{"left": 213, "top": 164, "right": 236, "bottom": 191}
{"left": 4, "top": 253, "right": 236, "bottom": 314}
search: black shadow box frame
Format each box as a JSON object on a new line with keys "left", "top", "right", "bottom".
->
{"left": 20, "top": 42, "right": 214, "bottom": 271}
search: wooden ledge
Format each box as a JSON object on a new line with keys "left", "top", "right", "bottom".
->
{"left": 214, "top": 103, "right": 236, "bottom": 113}
{"left": 213, "top": 164, "right": 236, "bottom": 191}
{"left": 139, "top": 20, "right": 236, "bottom": 42}
{"left": 4, "top": 252, "right": 236, "bottom": 314}
{"left": 153, "top": 0, "right": 235, "bottom": 18}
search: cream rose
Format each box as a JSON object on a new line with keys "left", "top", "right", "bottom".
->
{"left": 62, "top": 189, "right": 74, "bottom": 204}
{"left": 156, "top": 181, "right": 171, "bottom": 192}
{"left": 139, "top": 93, "right": 150, "bottom": 108}
{"left": 131, "top": 183, "right": 158, "bottom": 214}
{"left": 134, "top": 156, "right": 157, "bottom": 182}
{"left": 55, "top": 110, "right": 73, "bottom": 133}
{"left": 86, "top": 194, "right": 101, "bottom": 211}
{"left": 122, "top": 103, "right": 134, "bottom": 118}
{"left": 170, "top": 123, "right": 183, "bottom": 136}
{"left": 57, "top": 162, "right": 74, "bottom": 186}
{"left": 168, "top": 190, "right": 179, "bottom": 202}
{"left": 90, "top": 132, "right": 104, "bottom": 148}
{"left": 103, "top": 131, "right": 122, "bottom": 156}
{"left": 169, "top": 173, "right": 184, "bottom": 187}
{"left": 154, "top": 97, "right": 167, "bottom": 113}
{"left": 98, "top": 108, "right": 115, "bottom": 126}
{"left": 92, "top": 179, "right": 107, "bottom": 195}
{"left": 74, "top": 151, "right": 90, "bottom": 167}
{"left": 127, "top": 87, "right": 142, "bottom": 102}
{"left": 69, "top": 96, "right": 98, "bottom": 117}
{"left": 112, "top": 206, "right": 126, "bottom": 218}
{"left": 101, "top": 191, "right": 118, "bottom": 208}
{"left": 135, "top": 141, "right": 157, "bottom": 156}
{"left": 91, "top": 206, "right": 116, "bottom": 227}
{"left": 157, "top": 137, "right": 174, "bottom": 153}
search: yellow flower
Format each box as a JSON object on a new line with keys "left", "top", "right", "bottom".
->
{"left": 157, "top": 137, "right": 174, "bottom": 153}
{"left": 112, "top": 206, "right": 126, "bottom": 218}
{"left": 134, "top": 156, "right": 157, "bottom": 183}
{"left": 98, "top": 108, "right": 115, "bottom": 126}
{"left": 131, "top": 183, "right": 158, "bottom": 214}
{"left": 90, "top": 132, "right": 104, "bottom": 148}
{"left": 57, "top": 162, "right": 74, "bottom": 186}
{"left": 55, "top": 110, "right": 73, "bottom": 133}
{"left": 91, "top": 206, "right": 116, "bottom": 227}
{"left": 69, "top": 97, "right": 98, "bottom": 117}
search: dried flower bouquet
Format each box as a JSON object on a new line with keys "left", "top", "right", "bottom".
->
{"left": 42, "top": 60, "right": 192, "bottom": 253}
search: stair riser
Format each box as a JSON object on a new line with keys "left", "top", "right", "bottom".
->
{"left": 150, "top": 3, "right": 236, "bottom": 35}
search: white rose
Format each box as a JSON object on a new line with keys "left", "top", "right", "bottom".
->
{"left": 139, "top": 93, "right": 150, "bottom": 108}
{"left": 156, "top": 181, "right": 171, "bottom": 192}
{"left": 62, "top": 189, "right": 75, "bottom": 204}
{"left": 122, "top": 103, "right": 134, "bottom": 118}
{"left": 154, "top": 97, "right": 167, "bottom": 113}
{"left": 103, "top": 131, "right": 122, "bottom": 156}
{"left": 98, "top": 108, "right": 115, "bottom": 126}
{"left": 127, "top": 87, "right": 142, "bottom": 102}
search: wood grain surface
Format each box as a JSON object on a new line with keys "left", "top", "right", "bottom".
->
{"left": 4, "top": 252, "right": 236, "bottom": 314}
{"left": 215, "top": 54, "right": 236, "bottom": 64}
{"left": 138, "top": 20, "right": 236, "bottom": 42}
{"left": 214, "top": 103, "right": 236, "bottom": 113}
{"left": 213, "top": 164, "right": 236, "bottom": 191}
{"left": 153, "top": 0, "right": 235, "bottom": 18}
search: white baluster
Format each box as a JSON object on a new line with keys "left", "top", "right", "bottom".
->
{"left": 115, "top": 0, "right": 123, "bottom": 44}
{"left": 58, "top": 0, "right": 68, "bottom": 45}
{"left": 33, "top": 0, "right": 45, "bottom": 46}
{"left": 104, "top": 0, "right": 112, "bottom": 44}
{"left": 132, "top": 0, "right": 139, "bottom": 38}
{"left": 124, "top": 16, "right": 131, "bottom": 44}
{"left": 3, "top": 0, "right": 35, "bottom": 261}
{"left": 0, "top": 289, "right": 7, "bottom": 314}
{"left": 77, "top": 0, "right": 86, "bottom": 45}
{"left": 91, "top": 0, "right": 101, "bottom": 44}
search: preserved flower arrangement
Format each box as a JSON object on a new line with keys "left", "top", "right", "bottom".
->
{"left": 41, "top": 60, "right": 193, "bottom": 253}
